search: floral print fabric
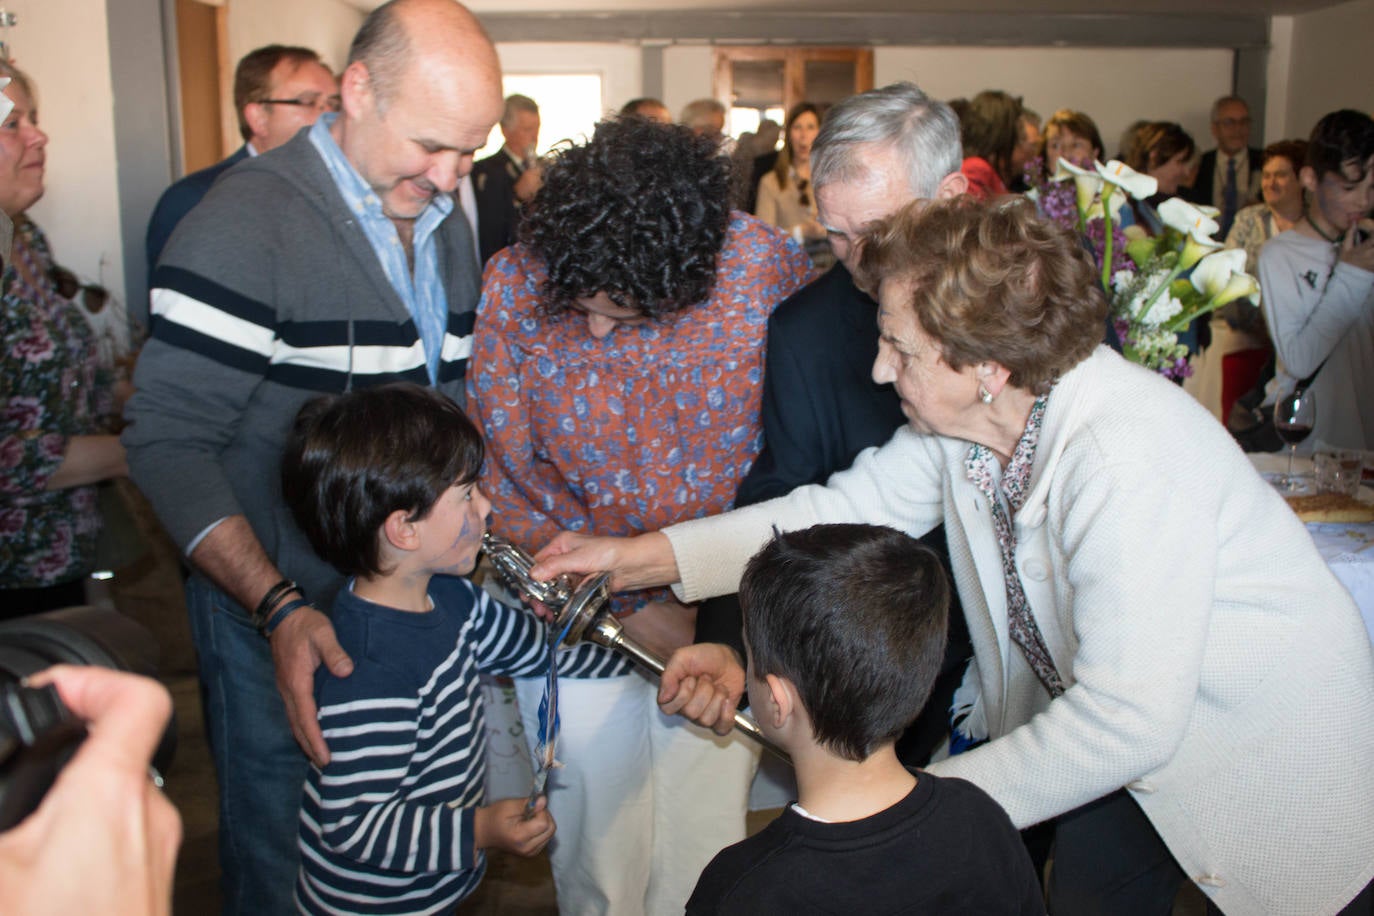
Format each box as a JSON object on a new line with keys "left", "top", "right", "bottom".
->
{"left": 1, "top": 219, "right": 113, "bottom": 587}
{"left": 469, "top": 215, "right": 811, "bottom": 677}
{"left": 965, "top": 396, "right": 1065, "bottom": 698}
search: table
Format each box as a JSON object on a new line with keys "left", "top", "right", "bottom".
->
{"left": 1250, "top": 453, "right": 1374, "bottom": 641}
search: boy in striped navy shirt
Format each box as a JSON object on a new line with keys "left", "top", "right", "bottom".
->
{"left": 281, "top": 383, "right": 557, "bottom": 915}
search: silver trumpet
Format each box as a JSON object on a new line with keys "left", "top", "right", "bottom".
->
{"left": 482, "top": 531, "right": 789, "bottom": 762}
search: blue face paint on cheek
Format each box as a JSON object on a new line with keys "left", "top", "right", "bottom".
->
{"left": 452, "top": 512, "right": 474, "bottom": 551}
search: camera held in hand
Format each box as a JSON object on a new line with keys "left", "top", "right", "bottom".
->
{"left": 0, "top": 606, "right": 175, "bottom": 831}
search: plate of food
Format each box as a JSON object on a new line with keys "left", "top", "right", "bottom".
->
{"left": 1283, "top": 491, "right": 1374, "bottom": 524}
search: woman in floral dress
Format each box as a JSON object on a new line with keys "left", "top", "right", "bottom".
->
{"left": 0, "top": 63, "right": 125, "bottom": 614}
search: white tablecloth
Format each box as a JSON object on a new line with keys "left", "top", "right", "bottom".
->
{"left": 1250, "top": 454, "right": 1374, "bottom": 641}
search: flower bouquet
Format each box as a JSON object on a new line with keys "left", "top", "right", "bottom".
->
{"left": 1026, "top": 157, "right": 1261, "bottom": 381}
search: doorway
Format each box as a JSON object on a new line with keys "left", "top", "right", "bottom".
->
{"left": 712, "top": 46, "right": 873, "bottom": 138}
{"left": 173, "top": 0, "right": 230, "bottom": 174}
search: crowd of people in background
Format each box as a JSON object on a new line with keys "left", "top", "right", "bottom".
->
{"left": 3, "top": 1, "right": 1373, "bottom": 914}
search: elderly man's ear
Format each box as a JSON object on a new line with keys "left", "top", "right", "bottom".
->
{"left": 936, "top": 171, "right": 970, "bottom": 200}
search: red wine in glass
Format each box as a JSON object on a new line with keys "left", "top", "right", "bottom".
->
{"left": 1274, "top": 389, "right": 1316, "bottom": 491}
{"left": 1276, "top": 423, "right": 1313, "bottom": 445}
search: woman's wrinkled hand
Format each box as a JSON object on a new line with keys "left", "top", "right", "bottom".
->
{"left": 530, "top": 530, "right": 679, "bottom": 593}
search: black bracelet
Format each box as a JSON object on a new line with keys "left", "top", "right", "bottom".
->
{"left": 253, "top": 579, "right": 300, "bottom": 628}
{"left": 262, "top": 597, "right": 311, "bottom": 638}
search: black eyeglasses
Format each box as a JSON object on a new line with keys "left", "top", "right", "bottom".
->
{"left": 260, "top": 93, "right": 341, "bottom": 114}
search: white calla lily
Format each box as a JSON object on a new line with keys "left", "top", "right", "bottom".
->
{"left": 1096, "top": 160, "right": 1158, "bottom": 200}
{"left": 1158, "top": 198, "right": 1225, "bottom": 268}
{"left": 1214, "top": 270, "right": 1261, "bottom": 308}
{"left": 1091, "top": 185, "right": 1130, "bottom": 222}
{"left": 1054, "top": 158, "right": 1106, "bottom": 217}
{"left": 1157, "top": 198, "right": 1221, "bottom": 243}
{"left": 1190, "top": 248, "right": 1247, "bottom": 297}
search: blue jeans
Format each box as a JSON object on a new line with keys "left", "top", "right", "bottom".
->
{"left": 185, "top": 577, "right": 306, "bottom": 916}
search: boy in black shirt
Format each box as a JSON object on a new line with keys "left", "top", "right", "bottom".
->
{"left": 688, "top": 524, "right": 1045, "bottom": 915}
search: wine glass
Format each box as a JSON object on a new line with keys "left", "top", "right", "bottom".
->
{"left": 1274, "top": 388, "right": 1317, "bottom": 491}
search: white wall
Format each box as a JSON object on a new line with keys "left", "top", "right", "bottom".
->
{"left": 11, "top": 0, "right": 124, "bottom": 299}
{"left": 1283, "top": 0, "right": 1374, "bottom": 142}
{"left": 662, "top": 45, "right": 715, "bottom": 120}
{"left": 876, "top": 47, "right": 1233, "bottom": 162}
{"left": 226, "top": 0, "right": 360, "bottom": 78}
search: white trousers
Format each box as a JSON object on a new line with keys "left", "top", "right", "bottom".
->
{"left": 515, "top": 670, "right": 760, "bottom": 916}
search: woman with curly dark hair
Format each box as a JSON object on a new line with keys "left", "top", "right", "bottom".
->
{"left": 467, "top": 115, "right": 811, "bottom": 915}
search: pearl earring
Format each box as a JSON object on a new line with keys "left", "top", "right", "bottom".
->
{"left": 978, "top": 384, "right": 994, "bottom": 405}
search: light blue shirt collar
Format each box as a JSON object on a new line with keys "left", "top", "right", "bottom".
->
{"left": 308, "top": 114, "right": 455, "bottom": 382}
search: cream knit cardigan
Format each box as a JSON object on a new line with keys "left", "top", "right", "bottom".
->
{"left": 665, "top": 346, "right": 1374, "bottom": 915}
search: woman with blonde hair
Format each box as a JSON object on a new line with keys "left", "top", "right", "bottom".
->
{"left": 0, "top": 62, "right": 126, "bottom": 614}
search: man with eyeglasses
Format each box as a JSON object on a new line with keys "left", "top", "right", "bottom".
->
{"left": 123, "top": 2, "right": 500, "bottom": 912}
{"left": 1184, "top": 95, "right": 1261, "bottom": 238}
{"left": 144, "top": 44, "right": 339, "bottom": 277}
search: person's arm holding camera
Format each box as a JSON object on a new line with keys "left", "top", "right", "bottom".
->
{"left": 0, "top": 665, "right": 180, "bottom": 916}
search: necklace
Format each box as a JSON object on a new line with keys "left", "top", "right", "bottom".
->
{"left": 1305, "top": 210, "right": 1344, "bottom": 246}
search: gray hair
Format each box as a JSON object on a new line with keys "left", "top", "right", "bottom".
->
{"left": 812, "top": 82, "right": 962, "bottom": 199}
{"left": 347, "top": 0, "right": 410, "bottom": 111}
{"left": 679, "top": 98, "right": 726, "bottom": 130}
{"left": 1210, "top": 95, "right": 1249, "bottom": 122}
{"left": 501, "top": 94, "right": 539, "bottom": 128}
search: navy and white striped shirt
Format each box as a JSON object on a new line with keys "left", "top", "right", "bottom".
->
{"left": 296, "top": 575, "right": 549, "bottom": 915}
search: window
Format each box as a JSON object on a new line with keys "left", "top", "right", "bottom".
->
{"left": 482, "top": 73, "right": 604, "bottom": 159}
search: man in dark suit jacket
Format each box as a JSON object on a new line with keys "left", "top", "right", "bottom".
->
{"left": 471, "top": 94, "right": 541, "bottom": 266}
{"left": 1183, "top": 96, "right": 1261, "bottom": 239}
{"left": 695, "top": 82, "right": 974, "bottom": 769}
{"left": 145, "top": 44, "right": 338, "bottom": 276}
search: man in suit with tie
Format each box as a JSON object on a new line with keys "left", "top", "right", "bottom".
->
{"left": 1185, "top": 95, "right": 1261, "bottom": 239}
{"left": 144, "top": 45, "right": 339, "bottom": 276}
{"left": 471, "top": 93, "right": 542, "bottom": 265}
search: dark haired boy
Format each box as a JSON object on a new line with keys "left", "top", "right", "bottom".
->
{"left": 687, "top": 524, "right": 1045, "bottom": 914}
{"left": 280, "top": 383, "right": 557, "bottom": 915}
{"left": 1258, "top": 108, "right": 1374, "bottom": 451}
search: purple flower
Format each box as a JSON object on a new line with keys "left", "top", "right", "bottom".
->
{"left": 1037, "top": 181, "right": 1079, "bottom": 232}
{"left": 0, "top": 508, "right": 25, "bottom": 536}
{"left": 39, "top": 433, "right": 65, "bottom": 462}
{"left": 4, "top": 397, "right": 43, "bottom": 431}
{"left": 1084, "top": 218, "right": 1132, "bottom": 275}
{"left": 11, "top": 332, "right": 55, "bottom": 363}
{"left": 33, "top": 522, "right": 74, "bottom": 581}
{"left": 0, "top": 437, "right": 21, "bottom": 470}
